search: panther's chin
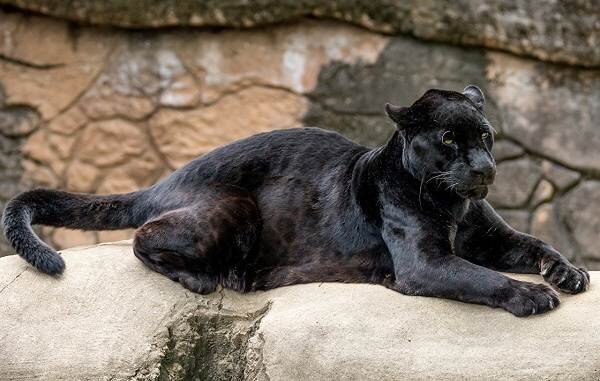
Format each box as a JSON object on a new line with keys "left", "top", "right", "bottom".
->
{"left": 457, "top": 185, "right": 488, "bottom": 200}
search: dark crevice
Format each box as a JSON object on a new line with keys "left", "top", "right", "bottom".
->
{"left": 500, "top": 134, "right": 600, "bottom": 179}
{"left": 0, "top": 53, "right": 65, "bottom": 70}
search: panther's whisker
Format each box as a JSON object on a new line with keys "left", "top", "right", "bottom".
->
{"left": 418, "top": 174, "right": 426, "bottom": 210}
{"left": 426, "top": 171, "right": 452, "bottom": 184}
{"left": 445, "top": 181, "right": 460, "bottom": 191}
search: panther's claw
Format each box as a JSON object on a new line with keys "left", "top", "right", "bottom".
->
{"left": 541, "top": 256, "right": 590, "bottom": 294}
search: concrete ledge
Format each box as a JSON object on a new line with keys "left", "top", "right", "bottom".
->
{"left": 1, "top": 241, "right": 599, "bottom": 380}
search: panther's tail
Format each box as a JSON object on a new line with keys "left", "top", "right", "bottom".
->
{"left": 2, "top": 188, "right": 149, "bottom": 275}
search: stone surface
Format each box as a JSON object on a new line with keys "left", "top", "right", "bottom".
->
{"left": 487, "top": 159, "right": 541, "bottom": 208}
{"left": 531, "top": 203, "right": 577, "bottom": 262}
{"left": 47, "top": 106, "right": 88, "bottom": 135}
{"left": 50, "top": 228, "right": 97, "bottom": 249}
{"left": 492, "top": 140, "right": 525, "bottom": 162}
{"left": 558, "top": 182, "right": 600, "bottom": 262}
{"left": 0, "top": 10, "right": 115, "bottom": 119}
{"left": 496, "top": 209, "right": 530, "bottom": 234}
{"left": 21, "top": 128, "right": 66, "bottom": 175}
{"left": 1, "top": 0, "right": 598, "bottom": 67}
{"left": 97, "top": 229, "right": 134, "bottom": 243}
{"left": 0, "top": 241, "right": 599, "bottom": 380}
{"left": 0, "top": 105, "right": 40, "bottom": 137}
{"left": 77, "top": 120, "right": 148, "bottom": 168}
{"left": 173, "top": 21, "right": 386, "bottom": 98}
{"left": 541, "top": 160, "right": 580, "bottom": 191}
{"left": 487, "top": 52, "right": 600, "bottom": 172}
{"left": 530, "top": 179, "right": 554, "bottom": 207}
{"left": 19, "top": 158, "right": 58, "bottom": 188}
{"left": 64, "top": 160, "right": 100, "bottom": 193}
{"left": 149, "top": 87, "right": 308, "bottom": 168}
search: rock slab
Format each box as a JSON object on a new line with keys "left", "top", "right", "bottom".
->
{"left": 1, "top": 241, "right": 599, "bottom": 380}
{"left": 1, "top": 0, "right": 598, "bottom": 67}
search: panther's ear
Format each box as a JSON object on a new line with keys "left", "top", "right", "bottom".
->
{"left": 463, "top": 85, "right": 485, "bottom": 109}
{"left": 385, "top": 103, "right": 410, "bottom": 128}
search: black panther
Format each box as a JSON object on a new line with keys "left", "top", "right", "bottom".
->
{"left": 3, "top": 85, "right": 589, "bottom": 316}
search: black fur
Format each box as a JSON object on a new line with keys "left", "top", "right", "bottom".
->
{"left": 3, "top": 86, "right": 589, "bottom": 316}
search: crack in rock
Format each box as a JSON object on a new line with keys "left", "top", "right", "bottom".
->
{"left": 0, "top": 267, "right": 27, "bottom": 294}
{"left": 0, "top": 53, "right": 65, "bottom": 70}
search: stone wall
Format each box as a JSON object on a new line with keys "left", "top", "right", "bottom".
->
{"left": 0, "top": 4, "right": 599, "bottom": 269}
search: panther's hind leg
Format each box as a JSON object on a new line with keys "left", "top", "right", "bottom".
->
{"left": 133, "top": 187, "right": 261, "bottom": 294}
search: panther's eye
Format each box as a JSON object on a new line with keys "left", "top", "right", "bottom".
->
{"left": 442, "top": 131, "right": 455, "bottom": 146}
{"left": 482, "top": 131, "right": 490, "bottom": 139}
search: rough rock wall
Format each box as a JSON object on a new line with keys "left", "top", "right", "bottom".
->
{"left": 0, "top": 5, "right": 599, "bottom": 269}
{"left": 1, "top": 0, "right": 598, "bottom": 67}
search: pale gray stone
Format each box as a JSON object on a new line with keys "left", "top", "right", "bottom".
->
{"left": 488, "top": 53, "right": 600, "bottom": 171}
{"left": 541, "top": 160, "right": 580, "bottom": 190}
{"left": 492, "top": 140, "right": 525, "bottom": 162}
{"left": 530, "top": 179, "right": 555, "bottom": 207}
{"left": 558, "top": 181, "right": 600, "bottom": 261}
{"left": 531, "top": 203, "right": 576, "bottom": 261}
{"left": 487, "top": 159, "right": 541, "bottom": 208}
{"left": 496, "top": 209, "right": 530, "bottom": 233}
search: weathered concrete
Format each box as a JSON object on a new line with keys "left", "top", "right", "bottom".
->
{"left": 1, "top": 241, "right": 599, "bottom": 380}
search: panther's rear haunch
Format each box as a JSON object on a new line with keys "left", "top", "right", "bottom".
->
{"left": 1, "top": 85, "right": 590, "bottom": 317}
{"left": 2, "top": 189, "right": 147, "bottom": 274}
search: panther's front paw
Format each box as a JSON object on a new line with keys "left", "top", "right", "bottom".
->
{"left": 501, "top": 281, "right": 560, "bottom": 317}
{"left": 541, "top": 255, "right": 590, "bottom": 294}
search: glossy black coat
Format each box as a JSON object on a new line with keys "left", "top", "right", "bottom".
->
{"left": 3, "top": 86, "right": 589, "bottom": 316}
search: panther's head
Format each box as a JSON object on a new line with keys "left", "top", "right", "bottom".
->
{"left": 385, "top": 85, "right": 496, "bottom": 200}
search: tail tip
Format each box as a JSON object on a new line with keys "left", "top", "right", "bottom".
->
{"left": 32, "top": 249, "right": 66, "bottom": 275}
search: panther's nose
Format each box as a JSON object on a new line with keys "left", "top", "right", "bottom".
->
{"left": 471, "top": 161, "right": 496, "bottom": 185}
{"left": 469, "top": 155, "right": 496, "bottom": 184}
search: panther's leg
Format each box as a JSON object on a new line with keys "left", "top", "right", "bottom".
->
{"left": 133, "top": 188, "right": 260, "bottom": 294}
{"left": 381, "top": 203, "right": 559, "bottom": 317}
{"left": 455, "top": 200, "right": 589, "bottom": 294}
